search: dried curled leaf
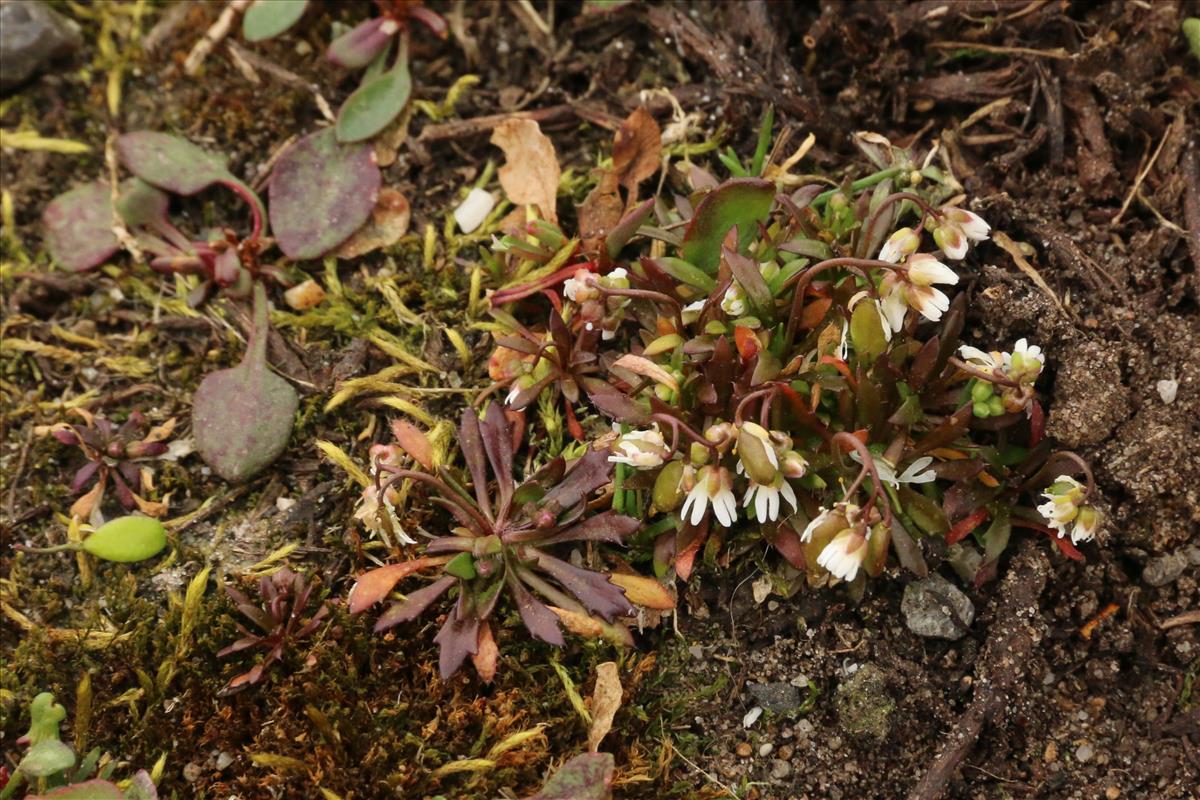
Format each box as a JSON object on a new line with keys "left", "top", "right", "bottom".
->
{"left": 612, "top": 106, "right": 662, "bottom": 192}
{"left": 492, "top": 119, "right": 560, "bottom": 223}
{"left": 334, "top": 187, "right": 410, "bottom": 259}
{"left": 586, "top": 662, "right": 622, "bottom": 753}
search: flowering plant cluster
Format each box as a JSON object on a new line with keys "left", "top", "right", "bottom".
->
{"left": 348, "top": 125, "right": 1100, "bottom": 677}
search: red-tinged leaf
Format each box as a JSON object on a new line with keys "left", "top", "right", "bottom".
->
{"left": 605, "top": 198, "right": 654, "bottom": 259}
{"left": 799, "top": 294, "right": 833, "bottom": 330}
{"left": 909, "top": 403, "right": 973, "bottom": 458}
{"left": 524, "top": 753, "right": 615, "bottom": 800}
{"left": 724, "top": 246, "right": 773, "bottom": 316}
{"left": 681, "top": 178, "right": 775, "bottom": 272}
{"left": 269, "top": 128, "right": 380, "bottom": 259}
{"left": 391, "top": 419, "right": 434, "bottom": 470}
{"left": 1014, "top": 519, "right": 1085, "bottom": 561}
{"left": 374, "top": 575, "right": 456, "bottom": 630}
{"left": 674, "top": 524, "right": 708, "bottom": 582}
{"left": 1029, "top": 399, "right": 1045, "bottom": 446}
{"left": 539, "top": 447, "right": 612, "bottom": 513}
{"left": 472, "top": 621, "right": 499, "bottom": 683}
{"left": 583, "top": 378, "right": 651, "bottom": 425}
{"left": 945, "top": 508, "right": 990, "bottom": 545}
{"left": 733, "top": 325, "right": 759, "bottom": 360}
{"left": 481, "top": 401, "right": 515, "bottom": 511}
{"left": 565, "top": 402, "right": 585, "bottom": 442}
{"left": 459, "top": 407, "right": 494, "bottom": 517}
{"left": 535, "top": 553, "right": 632, "bottom": 622}
{"left": 348, "top": 556, "right": 451, "bottom": 614}
{"left": 764, "top": 523, "right": 806, "bottom": 570}
{"left": 326, "top": 17, "right": 394, "bottom": 69}
{"left": 42, "top": 181, "right": 119, "bottom": 272}
{"left": 193, "top": 285, "right": 297, "bottom": 481}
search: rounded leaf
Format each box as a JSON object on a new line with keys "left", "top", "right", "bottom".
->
{"left": 42, "top": 181, "right": 119, "bottom": 272}
{"left": 681, "top": 178, "right": 775, "bottom": 272}
{"left": 115, "top": 178, "right": 170, "bottom": 229}
{"left": 335, "top": 60, "right": 411, "bottom": 143}
{"left": 268, "top": 127, "right": 381, "bottom": 259}
{"left": 116, "top": 131, "right": 232, "bottom": 195}
{"left": 19, "top": 739, "right": 75, "bottom": 778}
{"left": 81, "top": 515, "right": 167, "bottom": 562}
{"left": 242, "top": 0, "right": 307, "bottom": 42}
{"left": 29, "top": 780, "right": 125, "bottom": 800}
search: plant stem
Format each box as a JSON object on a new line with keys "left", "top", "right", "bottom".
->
{"left": 811, "top": 167, "right": 903, "bottom": 208}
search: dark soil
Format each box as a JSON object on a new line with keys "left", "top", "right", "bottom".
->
{"left": 2, "top": 2, "right": 1198, "bottom": 799}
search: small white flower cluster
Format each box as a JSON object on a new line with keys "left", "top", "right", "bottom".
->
{"left": 563, "top": 266, "right": 630, "bottom": 340}
{"left": 800, "top": 503, "right": 876, "bottom": 583}
{"left": 958, "top": 338, "right": 1045, "bottom": 416}
{"left": 354, "top": 444, "right": 416, "bottom": 545}
{"left": 1037, "top": 475, "right": 1100, "bottom": 545}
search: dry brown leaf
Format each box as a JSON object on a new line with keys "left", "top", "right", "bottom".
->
{"left": 612, "top": 107, "right": 662, "bottom": 193}
{"left": 587, "top": 661, "right": 622, "bottom": 753}
{"left": 491, "top": 118, "right": 560, "bottom": 223}
{"left": 612, "top": 354, "right": 679, "bottom": 392}
{"left": 472, "top": 621, "right": 498, "bottom": 683}
{"left": 577, "top": 169, "right": 623, "bottom": 249}
{"left": 335, "top": 188, "right": 412, "bottom": 259}
{"left": 991, "top": 231, "right": 1062, "bottom": 310}
{"left": 284, "top": 279, "right": 327, "bottom": 310}
{"left": 609, "top": 574, "right": 675, "bottom": 610}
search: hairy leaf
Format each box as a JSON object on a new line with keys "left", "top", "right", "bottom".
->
{"left": 608, "top": 573, "right": 674, "bottom": 609}
{"left": 42, "top": 181, "right": 118, "bottom": 272}
{"left": 269, "top": 128, "right": 381, "bottom": 259}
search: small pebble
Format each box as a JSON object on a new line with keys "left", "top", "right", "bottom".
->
{"left": 758, "top": 743, "right": 773, "bottom": 757}
{"left": 828, "top": 735, "right": 843, "bottom": 751}
{"left": 1044, "top": 742, "right": 1058, "bottom": 763}
{"left": 1075, "top": 743, "right": 1094, "bottom": 763}
{"left": 1105, "top": 788, "right": 1120, "bottom": 799}
{"left": 769, "top": 759, "right": 791, "bottom": 780}
{"left": 735, "top": 742, "right": 753, "bottom": 758}
{"left": 743, "top": 706, "right": 763, "bottom": 729}
{"left": 796, "top": 719, "right": 815, "bottom": 737}
{"left": 1155, "top": 379, "right": 1178, "bottom": 404}
{"left": 777, "top": 744, "right": 794, "bottom": 760}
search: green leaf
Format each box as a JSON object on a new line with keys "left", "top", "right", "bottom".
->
{"left": 30, "top": 781, "right": 126, "bottom": 800}
{"left": 268, "top": 128, "right": 381, "bottom": 259}
{"left": 81, "top": 516, "right": 167, "bottom": 562}
{"left": 680, "top": 178, "right": 775, "bottom": 272}
{"left": 19, "top": 739, "right": 75, "bottom": 778}
{"left": 193, "top": 284, "right": 298, "bottom": 481}
{"left": 723, "top": 247, "right": 772, "bottom": 319}
{"left": 849, "top": 298, "right": 887, "bottom": 365}
{"left": 336, "top": 59, "right": 412, "bottom": 143}
{"left": 115, "top": 179, "right": 170, "bottom": 229}
{"left": 649, "top": 256, "right": 716, "bottom": 293}
{"left": 242, "top": 0, "right": 307, "bottom": 42}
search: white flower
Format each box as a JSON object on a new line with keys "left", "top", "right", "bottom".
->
{"left": 1037, "top": 475, "right": 1098, "bottom": 544}
{"left": 878, "top": 254, "right": 958, "bottom": 332}
{"left": 743, "top": 475, "right": 798, "bottom": 523}
{"left": 817, "top": 528, "right": 868, "bottom": 582}
{"left": 934, "top": 207, "right": 990, "bottom": 260}
{"left": 609, "top": 426, "right": 670, "bottom": 469}
{"left": 800, "top": 507, "right": 833, "bottom": 543}
{"left": 850, "top": 452, "right": 937, "bottom": 489}
{"left": 453, "top": 187, "right": 496, "bottom": 234}
{"left": 563, "top": 270, "right": 594, "bottom": 303}
{"left": 1003, "top": 338, "right": 1044, "bottom": 383}
{"left": 958, "top": 344, "right": 1001, "bottom": 369}
{"left": 878, "top": 227, "right": 920, "bottom": 264}
{"left": 680, "top": 465, "right": 737, "bottom": 527}
{"left": 681, "top": 299, "right": 706, "bottom": 325}
{"left": 354, "top": 484, "right": 417, "bottom": 544}
{"left": 721, "top": 283, "right": 747, "bottom": 317}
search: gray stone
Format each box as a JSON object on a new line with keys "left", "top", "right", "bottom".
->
{"left": 769, "top": 759, "right": 791, "bottom": 780}
{"left": 1, "top": 1, "right": 82, "bottom": 90}
{"left": 747, "top": 681, "right": 802, "bottom": 713}
{"left": 835, "top": 663, "right": 894, "bottom": 740}
{"left": 1142, "top": 552, "right": 1188, "bottom": 587}
{"left": 902, "top": 573, "right": 975, "bottom": 640}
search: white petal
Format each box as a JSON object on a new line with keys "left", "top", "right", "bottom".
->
{"left": 879, "top": 239, "right": 903, "bottom": 264}
{"left": 800, "top": 509, "right": 830, "bottom": 543}
{"left": 957, "top": 345, "right": 994, "bottom": 365}
{"left": 911, "top": 287, "right": 950, "bottom": 322}
{"left": 899, "top": 456, "right": 937, "bottom": 484}
{"left": 767, "top": 488, "right": 779, "bottom": 521}
{"left": 959, "top": 211, "right": 990, "bottom": 241}
{"left": 908, "top": 256, "right": 959, "bottom": 287}
{"left": 942, "top": 230, "right": 969, "bottom": 260}
{"left": 881, "top": 287, "right": 908, "bottom": 332}
{"left": 780, "top": 481, "right": 797, "bottom": 512}
{"left": 872, "top": 300, "right": 893, "bottom": 342}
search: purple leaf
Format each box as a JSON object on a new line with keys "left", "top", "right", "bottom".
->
{"left": 69, "top": 460, "right": 101, "bottom": 493}
{"left": 582, "top": 378, "right": 650, "bottom": 425}
{"left": 268, "top": 127, "right": 380, "bottom": 260}
{"left": 193, "top": 283, "right": 298, "bottom": 482}
{"left": 326, "top": 17, "right": 396, "bottom": 69}
{"left": 458, "top": 407, "right": 494, "bottom": 518}
{"left": 507, "top": 571, "right": 564, "bottom": 645}
{"left": 115, "top": 178, "right": 170, "bottom": 229}
{"left": 117, "top": 131, "right": 232, "bottom": 195}
{"left": 539, "top": 448, "right": 612, "bottom": 513}
{"left": 605, "top": 198, "right": 654, "bottom": 259}
{"left": 374, "top": 575, "right": 456, "bottom": 632}
{"left": 433, "top": 603, "right": 481, "bottom": 679}
{"left": 335, "top": 59, "right": 412, "bottom": 143}
{"left": 524, "top": 752, "right": 615, "bottom": 800}
{"left": 480, "top": 401, "right": 514, "bottom": 512}
{"left": 534, "top": 552, "right": 632, "bottom": 622}
{"left": 42, "top": 181, "right": 119, "bottom": 272}
{"left": 681, "top": 177, "right": 775, "bottom": 272}
{"left": 29, "top": 780, "right": 126, "bottom": 800}
{"left": 723, "top": 246, "right": 773, "bottom": 316}
{"left": 537, "top": 512, "right": 640, "bottom": 547}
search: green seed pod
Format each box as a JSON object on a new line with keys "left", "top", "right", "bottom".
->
{"left": 81, "top": 516, "right": 167, "bottom": 563}
{"left": 987, "top": 395, "right": 1004, "bottom": 416}
{"left": 737, "top": 425, "right": 779, "bottom": 485}
{"left": 970, "top": 380, "right": 993, "bottom": 403}
{"left": 652, "top": 460, "right": 686, "bottom": 513}
{"left": 973, "top": 401, "right": 990, "bottom": 418}
{"left": 446, "top": 552, "right": 477, "bottom": 580}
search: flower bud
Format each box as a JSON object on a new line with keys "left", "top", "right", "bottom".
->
{"left": 736, "top": 423, "right": 779, "bottom": 486}
{"left": 652, "top": 460, "right": 686, "bottom": 513}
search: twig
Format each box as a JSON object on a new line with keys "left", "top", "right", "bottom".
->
{"left": 226, "top": 40, "right": 335, "bottom": 123}
{"left": 1112, "top": 118, "right": 1175, "bottom": 225}
{"left": 1182, "top": 144, "right": 1200, "bottom": 302}
{"left": 418, "top": 105, "right": 586, "bottom": 142}
{"left": 184, "top": 0, "right": 250, "bottom": 77}
{"left": 1160, "top": 609, "right": 1200, "bottom": 630}
{"left": 928, "top": 41, "right": 1071, "bottom": 59}
{"left": 908, "top": 540, "right": 1050, "bottom": 800}
{"left": 143, "top": 0, "right": 193, "bottom": 55}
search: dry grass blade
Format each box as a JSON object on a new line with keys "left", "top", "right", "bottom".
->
{"left": 991, "top": 231, "right": 1062, "bottom": 310}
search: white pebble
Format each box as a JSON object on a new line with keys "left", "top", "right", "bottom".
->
{"left": 454, "top": 188, "right": 495, "bottom": 234}
{"left": 743, "top": 706, "right": 763, "bottom": 728}
{"left": 1155, "top": 379, "right": 1178, "bottom": 404}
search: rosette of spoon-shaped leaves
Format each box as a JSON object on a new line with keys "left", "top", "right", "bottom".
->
{"left": 348, "top": 404, "right": 642, "bottom": 679}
